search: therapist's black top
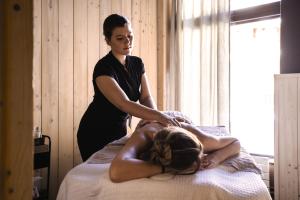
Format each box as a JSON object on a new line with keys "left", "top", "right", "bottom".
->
{"left": 77, "top": 51, "right": 145, "bottom": 161}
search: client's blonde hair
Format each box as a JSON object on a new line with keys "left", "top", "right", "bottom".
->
{"left": 149, "top": 127, "right": 203, "bottom": 174}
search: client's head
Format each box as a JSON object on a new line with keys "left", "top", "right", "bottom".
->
{"left": 149, "top": 127, "right": 203, "bottom": 174}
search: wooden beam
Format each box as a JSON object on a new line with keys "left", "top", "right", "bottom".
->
{"left": 0, "top": 1, "right": 4, "bottom": 199}
{"left": 3, "top": 0, "right": 33, "bottom": 199}
{"left": 280, "top": 0, "right": 300, "bottom": 73}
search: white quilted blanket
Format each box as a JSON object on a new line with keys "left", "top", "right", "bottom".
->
{"left": 57, "top": 162, "right": 271, "bottom": 200}
{"left": 57, "top": 123, "right": 271, "bottom": 200}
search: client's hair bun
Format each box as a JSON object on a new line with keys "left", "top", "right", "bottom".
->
{"left": 150, "top": 127, "right": 202, "bottom": 173}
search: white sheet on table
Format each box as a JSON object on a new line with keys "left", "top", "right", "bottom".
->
{"left": 57, "top": 162, "right": 271, "bottom": 200}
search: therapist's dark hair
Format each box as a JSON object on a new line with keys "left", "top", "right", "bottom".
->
{"left": 103, "top": 14, "right": 130, "bottom": 40}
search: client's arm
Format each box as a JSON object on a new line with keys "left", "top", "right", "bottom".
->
{"left": 109, "top": 123, "right": 164, "bottom": 183}
{"left": 199, "top": 138, "right": 240, "bottom": 169}
{"left": 180, "top": 122, "right": 241, "bottom": 169}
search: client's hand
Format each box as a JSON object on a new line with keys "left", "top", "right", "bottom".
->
{"left": 199, "top": 154, "right": 220, "bottom": 170}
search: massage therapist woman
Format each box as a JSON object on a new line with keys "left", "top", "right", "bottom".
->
{"left": 77, "top": 14, "right": 180, "bottom": 161}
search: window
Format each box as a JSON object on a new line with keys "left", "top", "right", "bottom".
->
{"left": 230, "top": 0, "right": 280, "bottom": 156}
{"left": 178, "top": 0, "right": 280, "bottom": 156}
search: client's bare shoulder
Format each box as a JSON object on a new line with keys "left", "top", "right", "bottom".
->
{"left": 134, "top": 121, "right": 165, "bottom": 139}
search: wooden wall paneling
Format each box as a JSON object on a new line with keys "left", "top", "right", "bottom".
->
{"left": 148, "top": 0, "right": 157, "bottom": 101}
{"left": 87, "top": 0, "right": 100, "bottom": 103}
{"left": 274, "top": 75, "right": 279, "bottom": 200}
{"left": 139, "top": 0, "right": 157, "bottom": 102}
{"left": 58, "top": 0, "right": 74, "bottom": 184}
{"left": 275, "top": 76, "right": 298, "bottom": 200}
{"left": 3, "top": 0, "right": 33, "bottom": 199}
{"left": 41, "top": 0, "right": 59, "bottom": 199}
{"left": 33, "top": 0, "right": 49, "bottom": 193}
{"left": 33, "top": 0, "right": 42, "bottom": 130}
{"left": 281, "top": 77, "right": 298, "bottom": 200}
{"left": 111, "top": 0, "right": 122, "bottom": 15}
{"left": 74, "top": 0, "right": 88, "bottom": 165}
{"left": 140, "top": 0, "right": 149, "bottom": 80}
{"left": 29, "top": 1, "right": 161, "bottom": 197}
{"left": 131, "top": 0, "right": 140, "bottom": 57}
{"left": 130, "top": 0, "right": 143, "bottom": 129}
{"left": 157, "top": 0, "right": 167, "bottom": 110}
{"left": 99, "top": 0, "right": 112, "bottom": 58}
{"left": 121, "top": 0, "right": 132, "bottom": 21}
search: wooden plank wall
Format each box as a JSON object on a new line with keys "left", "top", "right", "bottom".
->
{"left": 157, "top": 0, "right": 168, "bottom": 110}
{"left": 274, "top": 74, "right": 299, "bottom": 200}
{"left": 33, "top": 0, "right": 159, "bottom": 199}
{"left": 2, "top": 0, "right": 34, "bottom": 200}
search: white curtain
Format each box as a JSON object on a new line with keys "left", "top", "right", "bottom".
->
{"left": 166, "top": 0, "right": 183, "bottom": 111}
{"left": 167, "top": 0, "right": 230, "bottom": 127}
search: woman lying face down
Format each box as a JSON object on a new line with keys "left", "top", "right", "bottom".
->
{"left": 109, "top": 121, "right": 241, "bottom": 183}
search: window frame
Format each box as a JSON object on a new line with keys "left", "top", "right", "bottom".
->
{"left": 230, "top": 1, "right": 280, "bottom": 25}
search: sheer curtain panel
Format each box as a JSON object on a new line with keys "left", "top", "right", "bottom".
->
{"left": 167, "top": 0, "right": 230, "bottom": 127}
